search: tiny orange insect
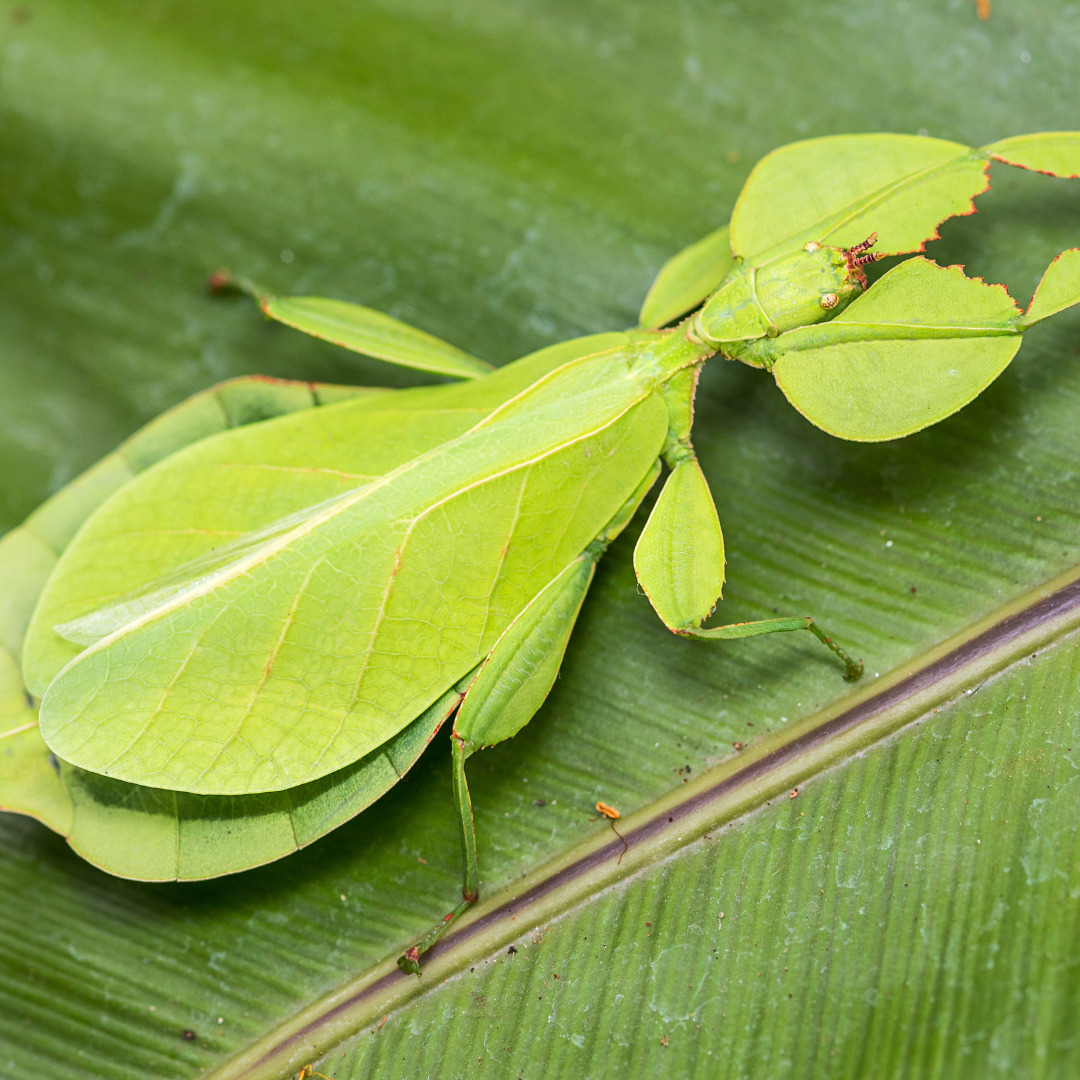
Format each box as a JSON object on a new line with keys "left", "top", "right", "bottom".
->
{"left": 592, "top": 801, "right": 627, "bottom": 863}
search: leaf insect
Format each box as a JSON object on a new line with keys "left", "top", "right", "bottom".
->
{"left": 1, "top": 132, "right": 1078, "bottom": 977}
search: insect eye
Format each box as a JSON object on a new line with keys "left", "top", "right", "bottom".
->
{"left": 820, "top": 292, "right": 839, "bottom": 309}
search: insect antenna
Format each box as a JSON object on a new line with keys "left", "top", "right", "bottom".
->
{"left": 843, "top": 232, "right": 884, "bottom": 285}
{"left": 850, "top": 251, "right": 883, "bottom": 268}
{"left": 846, "top": 231, "right": 879, "bottom": 255}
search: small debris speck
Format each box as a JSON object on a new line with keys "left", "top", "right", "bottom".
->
{"left": 181, "top": 1030, "right": 196, "bottom": 1042}
{"left": 660, "top": 1034, "right": 670, "bottom": 1047}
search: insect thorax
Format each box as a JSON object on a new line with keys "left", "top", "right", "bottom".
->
{"left": 691, "top": 242, "right": 864, "bottom": 353}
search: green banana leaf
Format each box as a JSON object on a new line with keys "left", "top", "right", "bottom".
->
{"left": 2, "top": 2, "right": 1079, "bottom": 1079}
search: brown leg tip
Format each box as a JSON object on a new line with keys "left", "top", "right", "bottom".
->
{"left": 397, "top": 947, "right": 422, "bottom": 977}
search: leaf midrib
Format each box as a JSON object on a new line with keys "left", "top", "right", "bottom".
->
{"left": 207, "top": 562, "right": 1080, "bottom": 1080}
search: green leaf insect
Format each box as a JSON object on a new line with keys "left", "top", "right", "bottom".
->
{"left": 2, "top": 132, "right": 1079, "bottom": 976}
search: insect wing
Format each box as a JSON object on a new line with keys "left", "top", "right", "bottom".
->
{"left": 58, "top": 685, "right": 461, "bottom": 881}
{"left": 770, "top": 258, "right": 1022, "bottom": 441}
{"left": 729, "top": 134, "right": 986, "bottom": 261}
{"left": 37, "top": 350, "right": 669, "bottom": 796}
{"left": 23, "top": 333, "right": 636, "bottom": 698}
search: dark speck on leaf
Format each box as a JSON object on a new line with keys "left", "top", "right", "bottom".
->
{"left": 507, "top": 945, "right": 517, "bottom": 955}
{"left": 181, "top": 1030, "right": 196, "bottom": 1042}
{"left": 534, "top": 799, "right": 546, "bottom": 807}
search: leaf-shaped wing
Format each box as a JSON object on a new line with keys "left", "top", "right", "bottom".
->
{"left": 730, "top": 134, "right": 987, "bottom": 260}
{"left": 23, "top": 333, "right": 635, "bottom": 698}
{"left": 768, "top": 258, "right": 1022, "bottom": 441}
{"left": 37, "top": 349, "right": 668, "bottom": 795}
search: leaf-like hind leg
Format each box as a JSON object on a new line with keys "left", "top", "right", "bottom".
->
{"left": 397, "top": 735, "right": 478, "bottom": 976}
{"left": 396, "top": 463, "right": 663, "bottom": 974}
{"left": 679, "top": 617, "right": 864, "bottom": 682}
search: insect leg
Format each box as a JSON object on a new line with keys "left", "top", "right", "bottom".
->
{"left": 210, "top": 271, "right": 492, "bottom": 380}
{"left": 397, "top": 734, "right": 478, "bottom": 976}
{"left": 679, "top": 617, "right": 863, "bottom": 681}
{"left": 396, "top": 463, "right": 664, "bottom": 973}
{"left": 636, "top": 443, "right": 861, "bottom": 680}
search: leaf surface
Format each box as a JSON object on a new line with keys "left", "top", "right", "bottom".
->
{"left": 730, "top": 134, "right": 987, "bottom": 260}
{"left": 260, "top": 295, "right": 494, "bottom": 379}
{"left": 771, "top": 258, "right": 1023, "bottom": 440}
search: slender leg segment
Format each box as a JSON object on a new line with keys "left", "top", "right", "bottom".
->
{"left": 635, "top": 451, "right": 863, "bottom": 681}
{"left": 395, "top": 465, "right": 667, "bottom": 973}
{"left": 679, "top": 616, "right": 863, "bottom": 681}
{"left": 397, "top": 734, "right": 479, "bottom": 976}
